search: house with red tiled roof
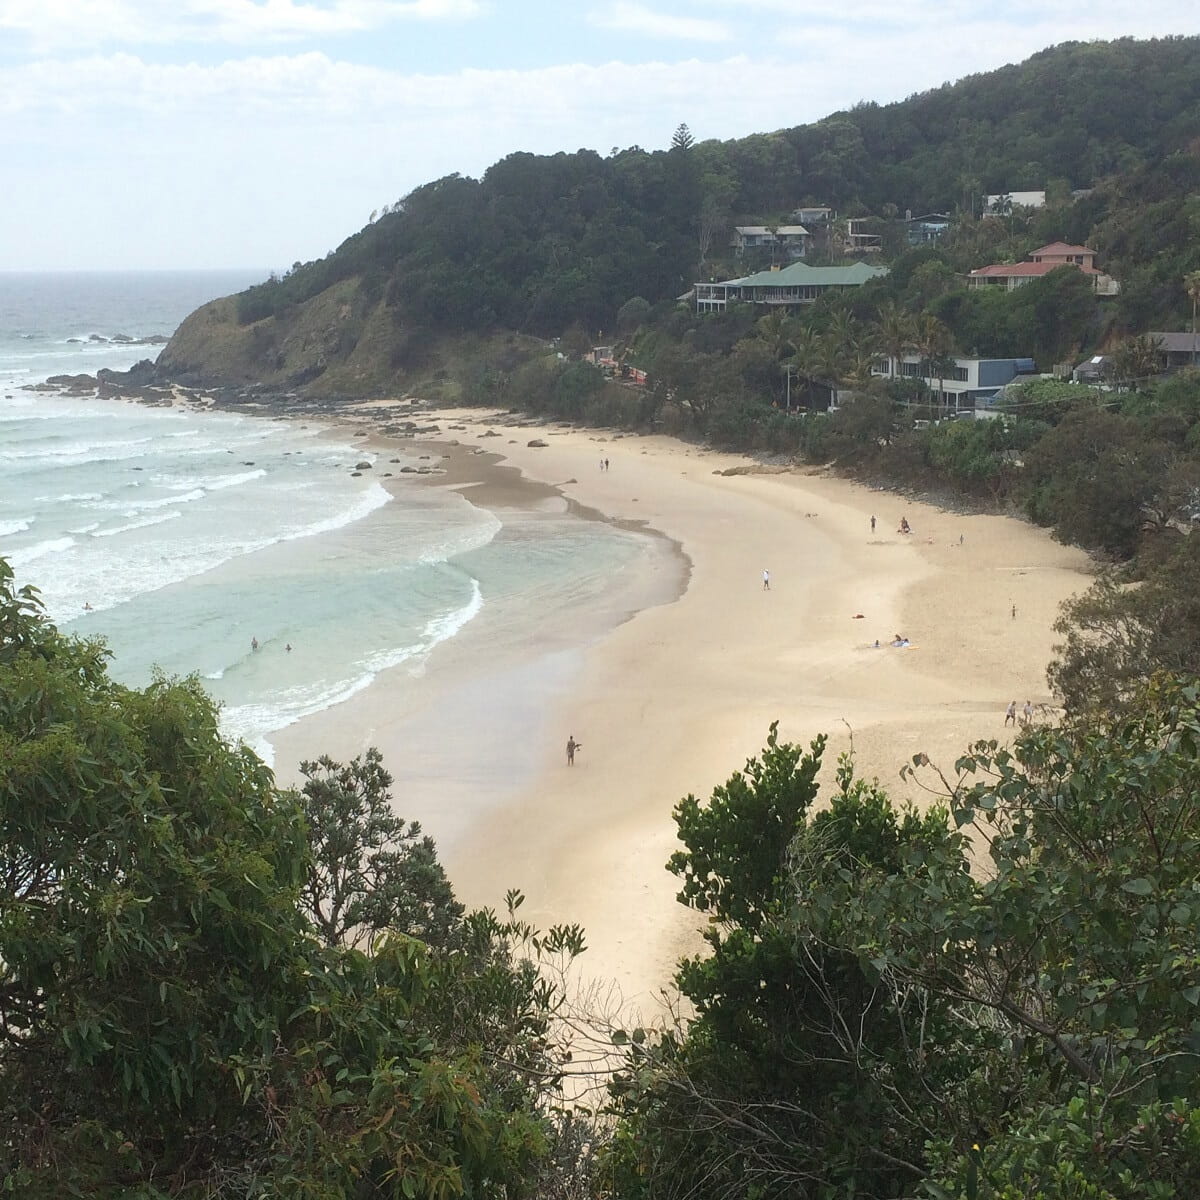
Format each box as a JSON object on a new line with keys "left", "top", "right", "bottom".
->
{"left": 968, "top": 242, "right": 1119, "bottom": 296}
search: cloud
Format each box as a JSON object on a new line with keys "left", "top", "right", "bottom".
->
{"left": 0, "top": 0, "right": 482, "bottom": 50}
{"left": 588, "top": 2, "right": 730, "bottom": 43}
{"left": 4, "top": 8, "right": 1200, "bottom": 270}
{"left": 705, "top": 0, "right": 1199, "bottom": 31}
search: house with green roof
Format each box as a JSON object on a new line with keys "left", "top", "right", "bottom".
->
{"left": 694, "top": 261, "right": 889, "bottom": 313}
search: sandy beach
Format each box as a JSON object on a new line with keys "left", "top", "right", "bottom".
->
{"left": 271, "top": 405, "right": 1094, "bottom": 1017}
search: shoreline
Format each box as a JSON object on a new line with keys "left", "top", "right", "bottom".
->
{"left": 18, "top": 380, "right": 1094, "bottom": 1013}
{"left": 271, "top": 404, "right": 1095, "bottom": 1016}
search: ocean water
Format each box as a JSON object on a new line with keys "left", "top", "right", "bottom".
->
{"left": 0, "top": 272, "right": 680, "bottom": 769}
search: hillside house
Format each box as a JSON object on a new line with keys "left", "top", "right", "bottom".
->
{"left": 967, "top": 242, "right": 1120, "bottom": 296}
{"left": 874, "top": 354, "right": 1038, "bottom": 412}
{"left": 694, "top": 261, "right": 889, "bottom": 313}
{"left": 843, "top": 218, "right": 882, "bottom": 254}
{"left": 1147, "top": 332, "right": 1200, "bottom": 371}
{"left": 791, "top": 206, "right": 833, "bottom": 224}
{"left": 730, "top": 225, "right": 811, "bottom": 259}
{"left": 906, "top": 212, "right": 952, "bottom": 245}
{"left": 1073, "top": 355, "right": 1111, "bottom": 384}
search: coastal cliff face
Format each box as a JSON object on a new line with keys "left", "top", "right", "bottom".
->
{"left": 155, "top": 277, "right": 413, "bottom": 397}
{"left": 154, "top": 276, "right": 549, "bottom": 404}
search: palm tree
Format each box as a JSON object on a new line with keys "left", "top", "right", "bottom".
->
{"left": 913, "top": 314, "right": 954, "bottom": 413}
{"left": 753, "top": 310, "right": 798, "bottom": 363}
{"left": 930, "top": 351, "right": 959, "bottom": 413}
{"left": 826, "top": 307, "right": 859, "bottom": 354}
{"left": 876, "top": 301, "right": 914, "bottom": 381}
{"left": 844, "top": 347, "right": 884, "bottom": 395}
{"left": 818, "top": 333, "right": 854, "bottom": 402}
{"left": 1185, "top": 271, "right": 1200, "bottom": 368}
{"left": 787, "top": 326, "right": 825, "bottom": 408}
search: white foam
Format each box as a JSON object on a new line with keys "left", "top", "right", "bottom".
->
{"left": 222, "top": 672, "right": 383, "bottom": 767}
{"left": 282, "top": 481, "right": 391, "bottom": 542}
{"left": 0, "top": 517, "right": 32, "bottom": 537}
{"left": 203, "top": 468, "right": 267, "bottom": 491}
{"left": 93, "top": 511, "right": 182, "bottom": 538}
{"left": 417, "top": 510, "right": 503, "bottom": 564}
{"left": 67, "top": 522, "right": 101, "bottom": 534}
{"left": 8, "top": 536, "right": 74, "bottom": 566}
{"left": 227, "top": 583, "right": 484, "bottom": 763}
{"left": 422, "top": 576, "right": 484, "bottom": 647}
{"left": 0, "top": 436, "right": 152, "bottom": 465}
{"left": 122, "top": 488, "right": 205, "bottom": 512}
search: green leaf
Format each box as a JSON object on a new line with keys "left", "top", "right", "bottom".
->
{"left": 1122, "top": 877, "right": 1153, "bottom": 896}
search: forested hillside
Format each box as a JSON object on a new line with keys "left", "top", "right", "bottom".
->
{"left": 155, "top": 33, "right": 1200, "bottom": 394}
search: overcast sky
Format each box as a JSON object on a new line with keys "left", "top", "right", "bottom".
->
{"left": 1, "top": 1, "right": 1195, "bottom": 272}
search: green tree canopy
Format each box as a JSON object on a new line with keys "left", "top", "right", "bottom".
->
{"left": 0, "top": 559, "right": 582, "bottom": 1198}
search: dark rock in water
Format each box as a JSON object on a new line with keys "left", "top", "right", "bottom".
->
{"left": 111, "top": 334, "right": 135, "bottom": 344}
{"left": 481, "top": 429, "right": 500, "bottom": 437}
{"left": 88, "top": 334, "right": 108, "bottom": 343}
{"left": 350, "top": 471, "right": 362, "bottom": 477}
{"left": 355, "top": 460, "right": 372, "bottom": 470}
{"left": 44, "top": 373, "right": 99, "bottom": 392}
{"left": 527, "top": 438, "right": 548, "bottom": 448}
{"left": 399, "top": 466, "right": 417, "bottom": 473}
{"left": 66, "top": 338, "right": 82, "bottom": 344}
{"left": 389, "top": 458, "right": 401, "bottom": 463}
{"left": 243, "top": 462, "right": 255, "bottom": 466}
{"left": 97, "top": 360, "right": 159, "bottom": 388}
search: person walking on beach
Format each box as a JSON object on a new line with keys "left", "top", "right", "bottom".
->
{"left": 762, "top": 568, "right": 770, "bottom": 591}
{"left": 870, "top": 514, "right": 876, "bottom": 533}
{"left": 566, "top": 735, "right": 580, "bottom": 766}
{"left": 605, "top": 458, "right": 610, "bottom": 471}
{"left": 1022, "top": 700, "right": 1034, "bottom": 727}
{"left": 1004, "top": 700, "right": 1017, "bottom": 727}
{"left": 251, "top": 636, "right": 259, "bottom": 652}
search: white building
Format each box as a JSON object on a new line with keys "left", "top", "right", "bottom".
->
{"left": 730, "top": 225, "right": 811, "bottom": 259}
{"left": 875, "top": 355, "right": 1039, "bottom": 413}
